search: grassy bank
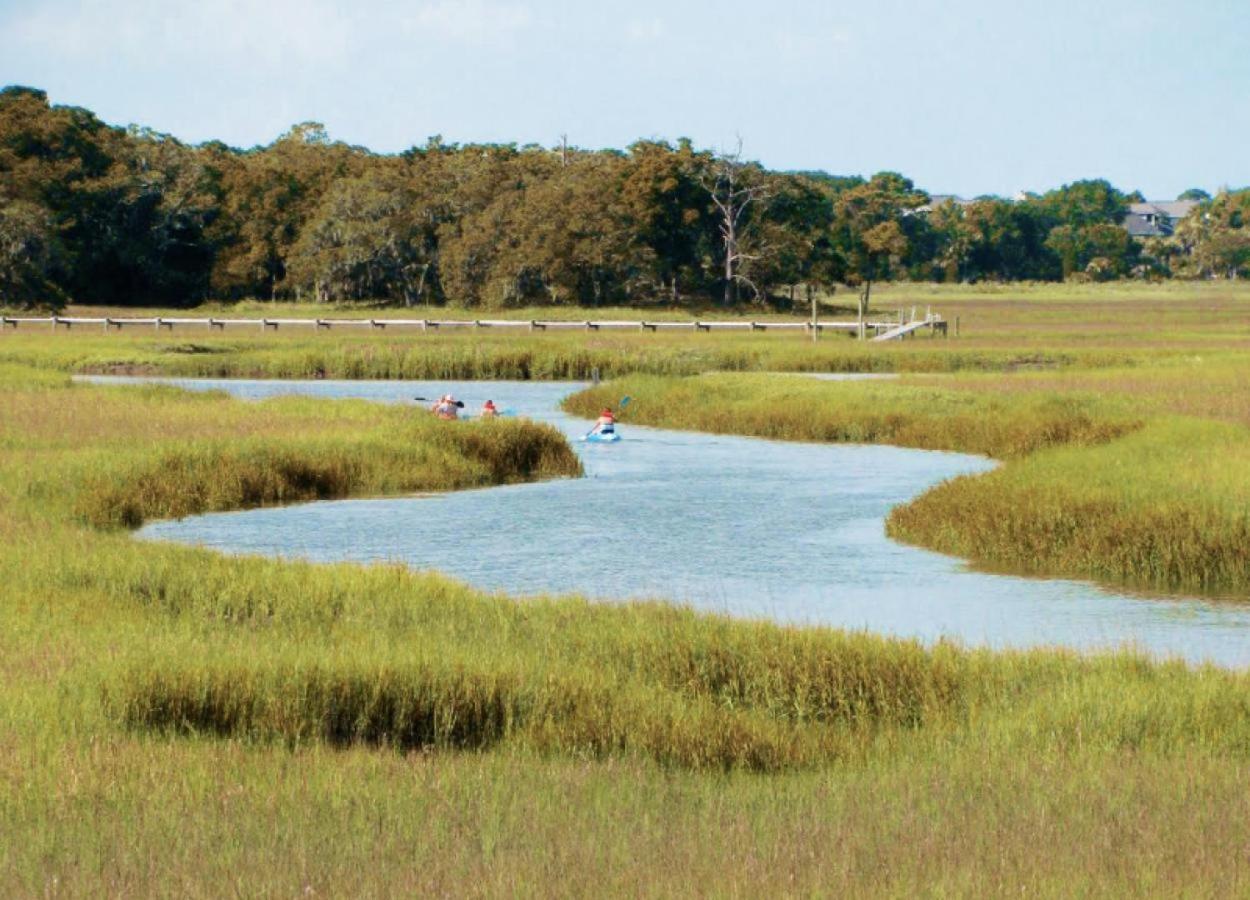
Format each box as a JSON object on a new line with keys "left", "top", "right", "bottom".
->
{"left": 5, "top": 281, "right": 1250, "bottom": 385}
{"left": 565, "top": 372, "right": 1140, "bottom": 458}
{"left": 567, "top": 370, "right": 1250, "bottom": 593}
{"left": 0, "top": 327, "right": 1160, "bottom": 381}
{"left": 5, "top": 320, "right": 1250, "bottom": 890}
{"left": 888, "top": 417, "right": 1250, "bottom": 591}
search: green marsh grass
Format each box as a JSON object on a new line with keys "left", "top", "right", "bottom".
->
{"left": 0, "top": 324, "right": 1184, "bottom": 382}
{"left": 889, "top": 417, "right": 1250, "bottom": 591}
{"left": 15, "top": 279, "right": 1250, "bottom": 385}
{"left": 566, "top": 372, "right": 1141, "bottom": 458}
{"left": 6, "top": 315, "right": 1250, "bottom": 891}
{"left": 16, "top": 279, "right": 1250, "bottom": 385}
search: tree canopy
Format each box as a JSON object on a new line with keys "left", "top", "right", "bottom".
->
{"left": 1, "top": 86, "right": 1246, "bottom": 311}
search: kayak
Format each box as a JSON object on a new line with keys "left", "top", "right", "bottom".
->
{"left": 582, "top": 431, "right": 621, "bottom": 443}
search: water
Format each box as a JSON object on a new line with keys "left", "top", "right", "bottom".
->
{"left": 87, "top": 376, "right": 1250, "bottom": 667}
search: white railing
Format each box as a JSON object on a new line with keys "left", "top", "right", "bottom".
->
{"left": 2, "top": 315, "right": 942, "bottom": 335}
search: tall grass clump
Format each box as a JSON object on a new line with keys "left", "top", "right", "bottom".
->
{"left": 105, "top": 652, "right": 849, "bottom": 772}
{"left": 889, "top": 418, "right": 1250, "bottom": 592}
{"left": 110, "top": 656, "right": 532, "bottom": 751}
{"left": 69, "top": 421, "right": 578, "bottom": 530}
{"left": 1, "top": 381, "right": 578, "bottom": 529}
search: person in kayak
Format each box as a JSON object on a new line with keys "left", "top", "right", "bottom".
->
{"left": 592, "top": 407, "right": 615, "bottom": 435}
{"left": 480, "top": 400, "right": 499, "bottom": 418}
{"left": 431, "top": 395, "right": 462, "bottom": 420}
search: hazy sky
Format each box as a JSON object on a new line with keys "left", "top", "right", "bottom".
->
{"left": 2, "top": 0, "right": 1246, "bottom": 198}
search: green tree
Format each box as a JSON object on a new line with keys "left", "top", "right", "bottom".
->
{"left": 620, "top": 139, "right": 711, "bottom": 303}
{"left": 751, "top": 174, "right": 840, "bottom": 306}
{"left": 287, "top": 166, "right": 436, "bottom": 303}
{"left": 0, "top": 198, "right": 66, "bottom": 309}
{"left": 209, "top": 123, "right": 365, "bottom": 300}
{"left": 1169, "top": 189, "right": 1250, "bottom": 279}
{"left": 1031, "top": 179, "right": 1130, "bottom": 230}
{"left": 832, "top": 172, "right": 927, "bottom": 315}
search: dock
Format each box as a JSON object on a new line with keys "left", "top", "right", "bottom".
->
{"left": 871, "top": 310, "right": 947, "bottom": 342}
{"left": 0, "top": 311, "right": 948, "bottom": 339}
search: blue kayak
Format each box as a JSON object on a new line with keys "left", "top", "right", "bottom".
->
{"left": 582, "top": 431, "right": 621, "bottom": 443}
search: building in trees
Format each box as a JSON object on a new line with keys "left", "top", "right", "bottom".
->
{"left": 1122, "top": 201, "right": 1200, "bottom": 239}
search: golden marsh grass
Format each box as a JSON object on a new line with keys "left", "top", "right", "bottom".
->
{"left": 5, "top": 285, "right": 1250, "bottom": 892}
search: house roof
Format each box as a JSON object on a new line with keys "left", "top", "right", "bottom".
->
{"left": 1129, "top": 200, "right": 1199, "bottom": 220}
{"left": 1122, "top": 200, "right": 1199, "bottom": 238}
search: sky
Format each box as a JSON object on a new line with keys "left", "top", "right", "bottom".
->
{"left": 1, "top": 0, "right": 1247, "bottom": 199}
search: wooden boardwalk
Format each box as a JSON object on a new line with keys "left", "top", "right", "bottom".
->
{"left": 871, "top": 313, "right": 947, "bottom": 342}
{"left": 0, "top": 313, "right": 947, "bottom": 339}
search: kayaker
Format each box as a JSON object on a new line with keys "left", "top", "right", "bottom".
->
{"left": 431, "top": 395, "right": 462, "bottom": 420}
{"left": 593, "top": 407, "right": 615, "bottom": 435}
{"left": 480, "top": 400, "right": 499, "bottom": 418}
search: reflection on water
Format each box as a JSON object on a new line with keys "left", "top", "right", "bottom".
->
{"left": 84, "top": 376, "right": 1250, "bottom": 667}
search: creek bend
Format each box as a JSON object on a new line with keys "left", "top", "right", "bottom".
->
{"left": 87, "top": 376, "right": 1250, "bottom": 667}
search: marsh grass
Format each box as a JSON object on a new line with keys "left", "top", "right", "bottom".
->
{"left": 71, "top": 425, "right": 576, "bottom": 529}
{"left": 7, "top": 318, "right": 1250, "bottom": 891}
{"left": 914, "top": 357, "right": 1250, "bottom": 427}
{"left": 566, "top": 373, "right": 1140, "bottom": 458}
{"left": 0, "top": 373, "right": 578, "bottom": 530}
{"left": 889, "top": 418, "right": 1250, "bottom": 591}
{"left": 0, "top": 326, "right": 1180, "bottom": 383}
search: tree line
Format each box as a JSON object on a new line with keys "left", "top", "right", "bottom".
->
{"left": 1, "top": 85, "right": 1247, "bottom": 311}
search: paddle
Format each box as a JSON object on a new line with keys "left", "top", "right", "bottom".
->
{"left": 415, "top": 397, "right": 465, "bottom": 407}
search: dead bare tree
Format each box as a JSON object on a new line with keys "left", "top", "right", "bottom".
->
{"left": 701, "top": 140, "right": 771, "bottom": 305}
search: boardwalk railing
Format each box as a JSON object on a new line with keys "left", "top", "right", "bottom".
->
{"left": 0, "top": 311, "right": 947, "bottom": 338}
